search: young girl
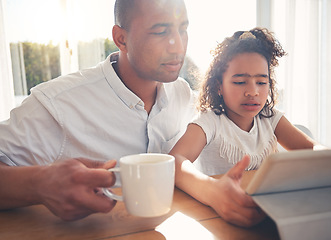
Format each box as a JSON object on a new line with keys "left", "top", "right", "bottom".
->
{"left": 170, "top": 27, "right": 319, "bottom": 227}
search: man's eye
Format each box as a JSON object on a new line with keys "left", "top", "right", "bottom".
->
{"left": 152, "top": 31, "right": 167, "bottom": 35}
{"left": 151, "top": 28, "right": 168, "bottom": 35}
{"left": 234, "top": 81, "right": 245, "bottom": 85}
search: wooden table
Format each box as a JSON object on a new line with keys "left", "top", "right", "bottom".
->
{"left": 0, "top": 171, "right": 280, "bottom": 240}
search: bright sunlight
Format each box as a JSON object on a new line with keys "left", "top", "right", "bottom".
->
{"left": 7, "top": 0, "right": 256, "bottom": 74}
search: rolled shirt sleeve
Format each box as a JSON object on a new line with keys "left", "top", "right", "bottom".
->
{"left": 0, "top": 94, "right": 65, "bottom": 166}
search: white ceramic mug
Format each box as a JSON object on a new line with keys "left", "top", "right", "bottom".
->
{"left": 103, "top": 153, "right": 175, "bottom": 217}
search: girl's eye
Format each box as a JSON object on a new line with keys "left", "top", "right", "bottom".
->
{"left": 257, "top": 82, "right": 267, "bottom": 85}
{"left": 234, "top": 81, "right": 245, "bottom": 85}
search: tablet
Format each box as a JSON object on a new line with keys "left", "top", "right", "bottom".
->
{"left": 246, "top": 149, "right": 331, "bottom": 195}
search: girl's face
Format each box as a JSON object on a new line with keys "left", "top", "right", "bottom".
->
{"left": 220, "top": 52, "right": 269, "bottom": 131}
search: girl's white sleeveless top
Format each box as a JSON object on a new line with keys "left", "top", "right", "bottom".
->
{"left": 192, "top": 109, "right": 283, "bottom": 175}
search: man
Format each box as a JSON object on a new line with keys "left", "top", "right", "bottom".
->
{"left": 0, "top": 0, "right": 193, "bottom": 221}
{"left": 0, "top": 0, "right": 265, "bottom": 227}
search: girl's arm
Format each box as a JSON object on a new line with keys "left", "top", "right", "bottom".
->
{"left": 170, "top": 123, "right": 210, "bottom": 204}
{"left": 170, "top": 123, "right": 210, "bottom": 198}
{"left": 275, "top": 116, "right": 319, "bottom": 150}
{"left": 170, "top": 124, "right": 266, "bottom": 227}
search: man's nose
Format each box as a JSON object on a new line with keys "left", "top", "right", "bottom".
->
{"left": 167, "top": 31, "right": 187, "bottom": 55}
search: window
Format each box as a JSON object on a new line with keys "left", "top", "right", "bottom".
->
{"left": 268, "top": 0, "right": 331, "bottom": 146}
{"left": 5, "top": 0, "right": 256, "bottom": 95}
{"left": 2, "top": 0, "right": 330, "bottom": 147}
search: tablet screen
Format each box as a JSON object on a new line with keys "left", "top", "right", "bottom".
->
{"left": 246, "top": 149, "right": 331, "bottom": 195}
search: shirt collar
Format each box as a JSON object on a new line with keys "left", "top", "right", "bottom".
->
{"left": 156, "top": 82, "right": 169, "bottom": 110}
{"left": 103, "top": 53, "right": 141, "bottom": 110}
{"left": 103, "top": 52, "right": 169, "bottom": 111}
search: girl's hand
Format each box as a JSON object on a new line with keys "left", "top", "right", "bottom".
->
{"left": 208, "top": 156, "right": 266, "bottom": 227}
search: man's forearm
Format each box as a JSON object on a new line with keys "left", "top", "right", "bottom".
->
{"left": 0, "top": 163, "right": 43, "bottom": 209}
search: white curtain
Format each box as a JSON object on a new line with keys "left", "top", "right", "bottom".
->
{"left": 0, "top": 0, "right": 15, "bottom": 121}
{"left": 263, "top": 0, "right": 331, "bottom": 147}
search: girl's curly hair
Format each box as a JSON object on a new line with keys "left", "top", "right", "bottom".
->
{"left": 198, "top": 27, "right": 286, "bottom": 118}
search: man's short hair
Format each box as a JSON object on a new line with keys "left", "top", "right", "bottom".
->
{"left": 114, "top": 0, "right": 137, "bottom": 30}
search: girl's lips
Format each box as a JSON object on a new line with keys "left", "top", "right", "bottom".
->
{"left": 241, "top": 103, "right": 261, "bottom": 111}
{"left": 242, "top": 103, "right": 260, "bottom": 105}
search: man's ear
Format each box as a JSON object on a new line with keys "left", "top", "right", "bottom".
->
{"left": 112, "top": 25, "right": 127, "bottom": 52}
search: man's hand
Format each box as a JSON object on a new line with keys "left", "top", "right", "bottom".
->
{"left": 208, "top": 156, "right": 266, "bottom": 227}
{"left": 35, "top": 158, "right": 117, "bottom": 221}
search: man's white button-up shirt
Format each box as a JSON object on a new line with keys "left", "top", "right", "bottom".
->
{"left": 0, "top": 54, "right": 196, "bottom": 166}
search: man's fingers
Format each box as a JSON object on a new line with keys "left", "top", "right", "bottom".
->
{"left": 41, "top": 159, "right": 119, "bottom": 221}
{"left": 70, "top": 159, "right": 118, "bottom": 187}
{"left": 77, "top": 158, "right": 117, "bottom": 169}
{"left": 102, "top": 160, "right": 117, "bottom": 169}
{"left": 79, "top": 192, "right": 117, "bottom": 214}
{"left": 57, "top": 185, "right": 118, "bottom": 221}
{"left": 91, "top": 195, "right": 117, "bottom": 213}
{"left": 72, "top": 168, "right": 116, "bottom": 187}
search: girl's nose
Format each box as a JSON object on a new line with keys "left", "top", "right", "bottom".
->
{"left": 244, "top": 84, "right": 259, "bottom": 97}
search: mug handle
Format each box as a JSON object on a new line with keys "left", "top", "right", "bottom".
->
{"left": 102, "top": 168, "right": 123, "bottom": 201}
